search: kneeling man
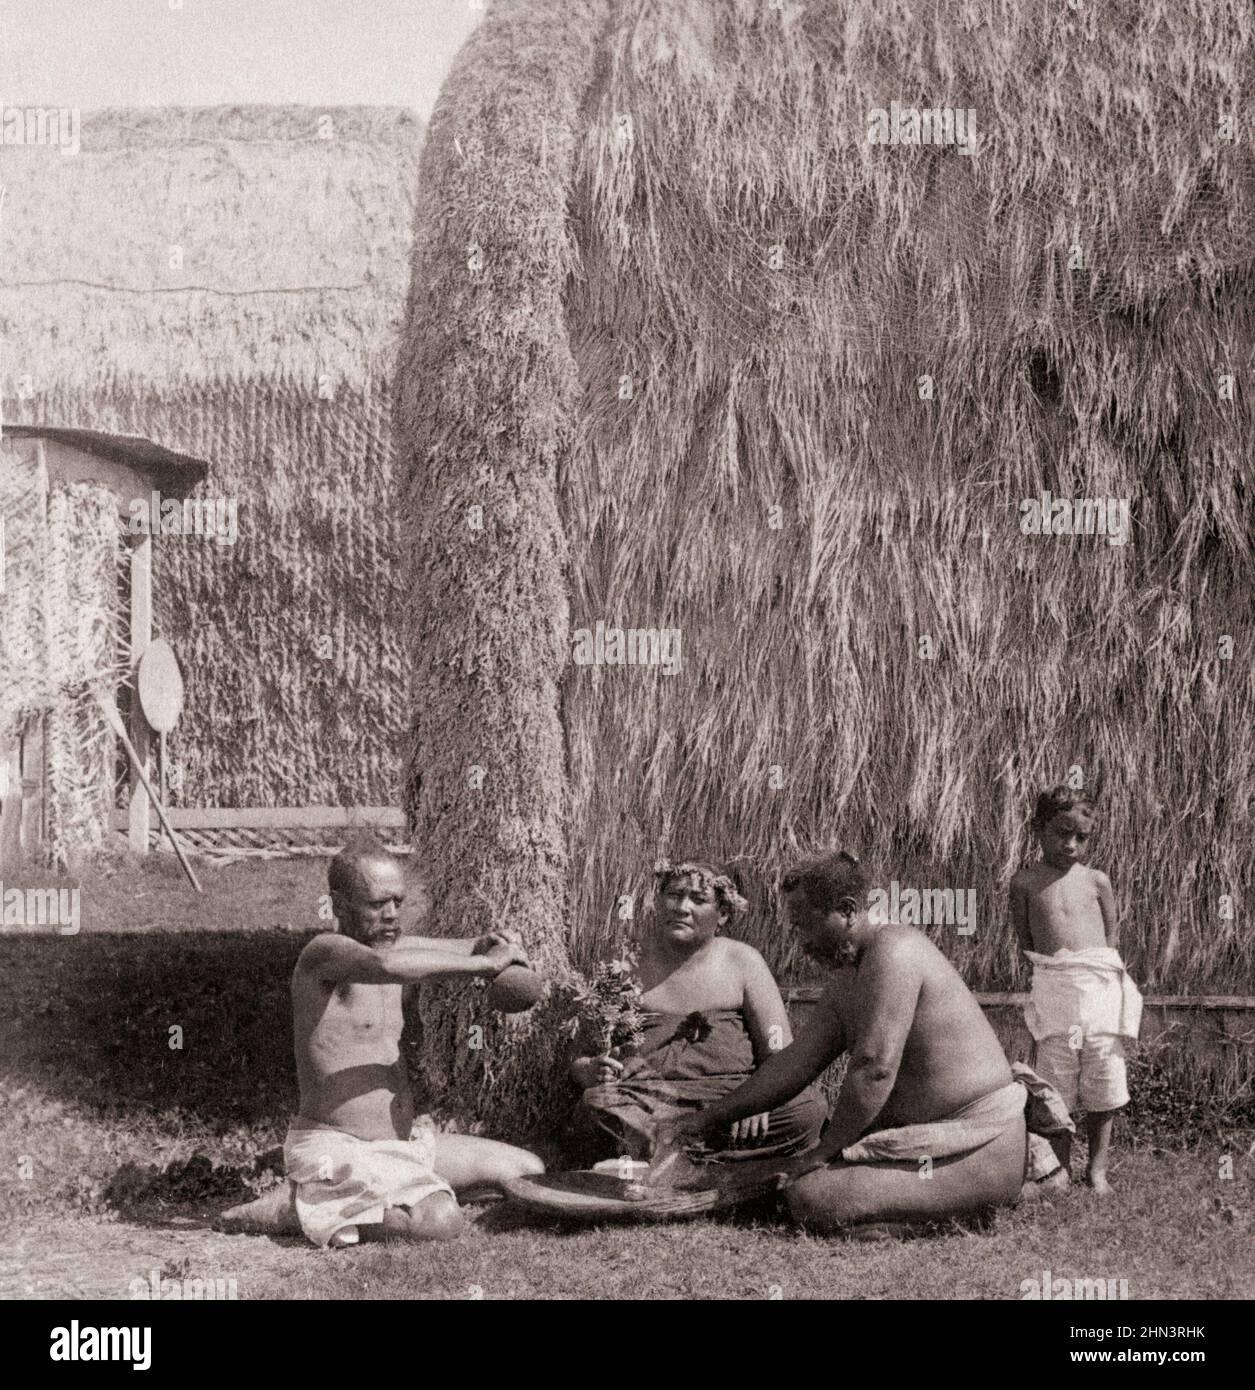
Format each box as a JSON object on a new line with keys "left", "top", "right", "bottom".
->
{"left": 227, "top": 843, "right": 543, "bottom": 1247}
{"left": 661, "top": 852, "right": 1028, "bottom": 1232}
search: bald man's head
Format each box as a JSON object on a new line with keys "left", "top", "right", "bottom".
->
{"left": 327, "top": 842, "right": 409, "bottom": 946}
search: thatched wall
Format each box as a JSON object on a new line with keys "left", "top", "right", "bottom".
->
{"left": 558, "top": 0, "right": 1255, "bottom": 999}
{"left": 42, "top": 484, "right": 124, "bottom": 865}
{"left": 401, "top": 0, "right": 1254, "bottom": 1103}
{"left": 0, "top": 449, "right": 121, "bottom": 867}
{"left": 1, "top": 107, "right": 423, "bottom": 811}
{"left": 0, "top": 452, "right": 48, "bottom": 737}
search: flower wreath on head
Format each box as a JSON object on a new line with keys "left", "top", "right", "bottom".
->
{"left": 651, "top": 859, "right": 749, "bottom": 920}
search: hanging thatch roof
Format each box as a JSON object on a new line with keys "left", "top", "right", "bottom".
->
{"left": 400, "top": 0, "right": 1253, "bottom": 1131}
{"left": 2, "top": 105, "right": 424, "bottom": 815}
{"left": 0, "top": 105, "right": 417, "bottom": 391}
{"left": 3, "top": 425, "right": 209, "bottom": 495}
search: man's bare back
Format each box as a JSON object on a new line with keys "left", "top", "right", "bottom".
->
{"left": 821, "top": 926, "right": 1012, "bottom": 1128}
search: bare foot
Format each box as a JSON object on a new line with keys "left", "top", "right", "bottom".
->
{"left": 1085, "top": 1171, "right": 1113, "bottom": 1196}
{"left": 216, "top": 1182, "right": 300, "bottom": 1235}
{"left": 1020, "top": 1167, "right": 1071, "bottom": 1201}
{"left": 366, "top": 1195, "right": 465, "bottom": 1243}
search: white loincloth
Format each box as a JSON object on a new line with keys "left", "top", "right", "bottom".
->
{"left": 838, "top": 1065, "right": 1073, "bottom": 1182}
{"left": 840, "top": 1079, "right": 1026, "bottom": 1164}
{"left": 283, "top": 1117, "right": 454, "bottom": 1249}
{"left": 1024, "top": 946, "right": 1143, "bottom": 1042}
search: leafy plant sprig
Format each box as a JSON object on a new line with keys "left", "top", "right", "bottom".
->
{"left": 572, "top": 942, "right": 646, "bottom": 1055}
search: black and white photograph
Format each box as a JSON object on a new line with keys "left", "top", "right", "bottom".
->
{"left": 0, "top": 0, "right": 1251, "bottom": 1343}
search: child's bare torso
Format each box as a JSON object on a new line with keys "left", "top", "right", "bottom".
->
{"left": 1014, "top": 862, "right": 1109, "bottom": 955}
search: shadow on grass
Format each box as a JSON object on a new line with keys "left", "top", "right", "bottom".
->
{"left": 103, "top": 1148, "right": 289, "bottom": 1224}
{"left": 474, "top": 1194, "right": 994, "bottom": 1242}
{"left": 0, "top": 929, "right": 308, "bottom": 1128}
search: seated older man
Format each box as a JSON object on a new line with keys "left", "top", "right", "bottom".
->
{"left": 661, "top": 852, "right": 1068, "bottom": 1233}
{"left": 220, "top": 843, "right": 543, "bottom": 1247}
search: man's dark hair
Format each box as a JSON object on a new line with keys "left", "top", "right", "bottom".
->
{"left": 1032, "top": 785, "right": 1096, "bottom": 828}
{"left": 779, "top": 850, "right": 869, "bottom": 913}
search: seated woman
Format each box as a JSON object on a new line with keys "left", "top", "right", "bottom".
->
{"left": 565, "top": 859, "right": 827, "bottom": 1166}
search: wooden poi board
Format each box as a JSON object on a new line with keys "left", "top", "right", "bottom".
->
{"left": 137, "top": 638, "right": 184, "bottom": 733}
{"left": 502, "top": 1165, "right": 788, "bottom": 1224}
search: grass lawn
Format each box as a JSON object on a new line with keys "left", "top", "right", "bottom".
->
{"left": 4, "top": 1150, "right": 1253, "bottom": 1300}
{"left": 1, "top": 853, "right": 1253, "bottom": 1300}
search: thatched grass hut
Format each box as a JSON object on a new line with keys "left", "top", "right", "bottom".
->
{"left": 398, "top": 0, "right": 1253, "bottom": 1130}
{"left": 2, "top": 105, "right": 423, "bottom": 835}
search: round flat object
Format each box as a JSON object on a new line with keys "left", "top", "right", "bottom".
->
{"left": 591, "top": 1158, "right": 652, "bottom": 1180}
{"left": 137, "top": 638, "right": 184, "bottom": 733}
{"left": 502, "top": 1167, "right": 786, "bottom": 1224}
{"left": 502, "top": 1171, "right": 717, "bottom": 1222}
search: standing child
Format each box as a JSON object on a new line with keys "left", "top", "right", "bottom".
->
{"left": 1010, "top": 786, "right": 1143, "bottom": 1193}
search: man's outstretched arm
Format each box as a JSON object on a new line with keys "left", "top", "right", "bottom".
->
{"left": 403, "top": 926, "right": 525, "bottom": 955}
{"left": 680, "top": 991, "right": 847, "bottom": 1135}
{"left": 403, "top": 935, "right": 477, "bottom": 954}
{"left": 299, "top": 934, "right": 524, "bottom": 986}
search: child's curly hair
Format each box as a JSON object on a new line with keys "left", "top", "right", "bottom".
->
{"left": 652, "top": 859, "right": 749, "bottom": 920}
{"left": 1032, "top": 785, "right": 1097, "bottom": 827}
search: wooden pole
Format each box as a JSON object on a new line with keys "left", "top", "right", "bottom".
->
{"left": 99, "top": 694, "right": 201, "bottom": 893}
{"left": 19, "top": 716, "right": 45, "bottom": 855}
{"left": 127, "top": 532, "right": 152, "bottom": 853}
{"left": 0, "top": 738, "right": 20, "bottom": 870}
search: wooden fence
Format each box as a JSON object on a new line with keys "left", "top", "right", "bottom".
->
{"left": 108, "top": 805, "right": 407, "bottom": 860}
{"left": 785, "top": 988, "right": 1255, "bottom": 1076}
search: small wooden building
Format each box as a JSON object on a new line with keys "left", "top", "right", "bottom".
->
{"left": 0, "top": 106, "right": 422, "bottom": 822}
{"left": 0, "top": 426, "right": 207, "bottom": 868}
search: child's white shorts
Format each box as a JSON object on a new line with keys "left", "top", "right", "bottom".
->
{"left": 1032, "top": 1032, "right": 1129, "bottom": 1113}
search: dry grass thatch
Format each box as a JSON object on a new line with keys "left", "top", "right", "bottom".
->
{"left": 400, "top": 0, "right": 1253, "bottom": 1131}
{"left": 554, "top": 0, "right": 1254, "bottom": 1001}
{"left": 395, "top": 1, "right": 609, "bottom": 1129}
{"left": 42, "top": 484, "right": 125, "bottom": 866}
{"left": 0, "top": 450, "right": 122, "bottom": 866}
{"left": 2, "top": 106, "right": 424, "bottom": 813}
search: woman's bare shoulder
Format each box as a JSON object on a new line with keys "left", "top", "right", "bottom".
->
{"left": 715, "top": 938, "right": 788, "bottom": 996}
{"left": 713, "top": 936, "right": 768, "bottom": 968}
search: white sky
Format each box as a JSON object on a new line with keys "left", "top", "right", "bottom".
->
{"left": 0, "top": 0, "right": 482, "bottom": 113}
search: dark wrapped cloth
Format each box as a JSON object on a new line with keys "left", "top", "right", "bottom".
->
{"left": 565, "top": 1008, "right": 827, "bottom": 1165}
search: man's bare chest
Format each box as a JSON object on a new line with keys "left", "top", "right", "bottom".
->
{"left": 321, "top": 983, "right": 405, "bottom": 1046}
